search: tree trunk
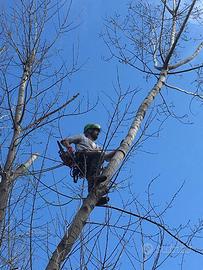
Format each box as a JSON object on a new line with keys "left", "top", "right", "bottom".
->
{"left": 0, "top": 176, "right": 10, "bottom": 234}
{"left": 0, "top": 63, "right": 32, "bottom": 240}
{"left": 45, "top": 69, "right": 168, "bottom": 270}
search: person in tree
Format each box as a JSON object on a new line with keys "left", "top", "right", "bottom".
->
{"left": 61, "top": 123, "right": 116, "bottom": 206}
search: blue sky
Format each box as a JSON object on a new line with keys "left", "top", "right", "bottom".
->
{"left": 4, "top": 0, "right": 203, "bottom": 269}
{"left": 48, "top": 1, "right": 203, "bottom": 269}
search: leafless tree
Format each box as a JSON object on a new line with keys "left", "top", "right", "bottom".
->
{"left": 45, "top": 1, "right": 203, "bottom": 269}
{"left": 0, "top": 0, "right": 89, "bottom": 269}
{"left": 1, "top": 0, "right": 203, "bottom": 269}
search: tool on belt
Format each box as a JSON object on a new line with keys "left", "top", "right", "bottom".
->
{"left": 57, "top": 141, "right": 84, "bottom": 183}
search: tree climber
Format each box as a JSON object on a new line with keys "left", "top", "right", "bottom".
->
{"left": 61, "top": 123, "right": 116, "bottom": 206}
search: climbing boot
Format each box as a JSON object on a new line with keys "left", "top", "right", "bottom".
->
{"left": 96, "top": 196, "right": 110, "bottom": 206}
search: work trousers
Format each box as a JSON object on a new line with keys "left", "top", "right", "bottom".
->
{"left": 75, "top": 151, "right": 104, "bottom": 192}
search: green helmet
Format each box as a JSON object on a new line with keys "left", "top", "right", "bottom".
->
{"left": 84, "top": 123, "right": 101, "bottom": 133}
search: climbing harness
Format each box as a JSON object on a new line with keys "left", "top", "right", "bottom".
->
{"left": 57, "top": 141, "right": 86, "bottom": 183}
{"left": 57, "top": 141, "right": 105, "bottom": 185}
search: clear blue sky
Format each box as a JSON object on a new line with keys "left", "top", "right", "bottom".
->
{"left": 26, "top": 1, "right": 203, "bottom": 269}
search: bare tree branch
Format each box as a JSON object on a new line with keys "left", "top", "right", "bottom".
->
{"left": 168, "top": 41, "right": 203, "bottom": 70}
{"left": 104, "top": 205, "right": 203, "bottom": 256}
{"left": 23, "top": 93, "right": 79, "bottom": 130}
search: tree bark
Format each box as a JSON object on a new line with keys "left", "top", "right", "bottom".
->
{"left": 45, "top": 69, "right": 168, "bottom": 270}
{"left": 0, "top": 176, "right": 9, "bottom": 234}
{"left": 0, "top": 61, "right": 32, "bottom": 235}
